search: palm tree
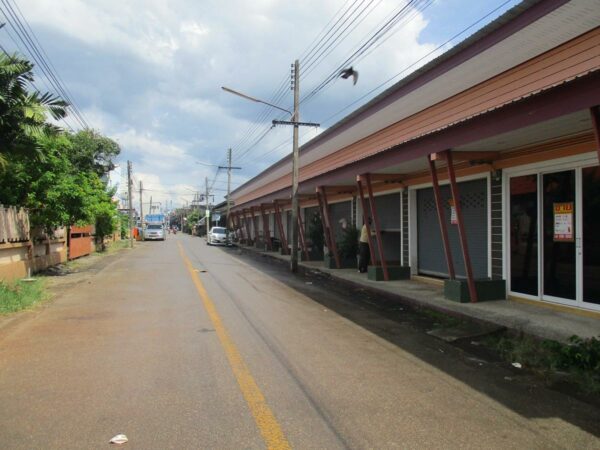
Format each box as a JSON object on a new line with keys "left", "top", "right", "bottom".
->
{"left": 0, "top": 52, "right": 68, "bottom": 168}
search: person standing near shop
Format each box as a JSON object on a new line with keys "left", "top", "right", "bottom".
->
{"left": 358, "top": 218, "right": 372, "bottom": 273}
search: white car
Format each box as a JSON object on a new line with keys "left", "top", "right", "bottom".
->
{"left": 143, "top": 223, "right": 165, "bottom": 241}
{"left": 207, "top": 227, "right": 229, "bottom": 245}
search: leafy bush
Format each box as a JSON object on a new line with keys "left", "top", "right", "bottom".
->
{"left": 119, "top": 212, "right": 130, "bottom": 239}
{"left": 543, "top": 335, "right": 600, "bottom": 372}
{"left": 337, "top": 226, "right": 359, "bottom": 259}
{"left": 307, "top": 212, "right": 324, "bottom": 253}
{"left": 487, "top": 333, "right": 600, "bottom": 394}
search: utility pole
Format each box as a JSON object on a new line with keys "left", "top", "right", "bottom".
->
{"left": 127, "top": 161, "right": 134, "bottom": 248}
{"left": 223, "top": 61, "right": 318, "bottom": 273}
{"left": 271, "top": 60, "right": 319, "bottom": 272}
{"left": 149, "top": 196, "right": 153, "bottom": 214}
{"left": 219, "top": 148, "right": 241, "bottom": 234}
{"left": 290, "top": 60, "right": 300, "bottom": 273}
{"left": 139, "top": 180, "right": 144, "bottom": 241}
{"left": 205, "top": 176, "right": 210, "bottom": 238}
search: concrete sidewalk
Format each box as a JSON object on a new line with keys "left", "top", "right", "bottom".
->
{"left": 236, "top": 244, "right": 599, "bottom": 343}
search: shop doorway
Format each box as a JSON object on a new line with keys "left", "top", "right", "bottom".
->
{"left": 417, "top": 178, "right": 488, "bottom": 279}
{"left": 509, "top": 164, "right": 600, "bottom": 309}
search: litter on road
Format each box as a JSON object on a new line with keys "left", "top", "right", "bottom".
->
{"left": 109, "top": 434, "right": 128, "bottom": 445}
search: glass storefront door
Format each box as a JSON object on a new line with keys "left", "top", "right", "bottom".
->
{"left": 509, "top": 175, "right": 538, "bottom": 296}
{"left": 542, "top": 170, "right": 576, "bottom": 301}
{"left": 509, "top": 163, "right": 600, "bottom": 310}
{"left": 582, "top": 165, "right": 600, "bottom": 305}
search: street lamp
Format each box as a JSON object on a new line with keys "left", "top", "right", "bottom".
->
{"left": 221, "top": 61, "right": 318, "bottom": 273}
{"left": 221, "top": 86, "right": 292, "bottom": 116}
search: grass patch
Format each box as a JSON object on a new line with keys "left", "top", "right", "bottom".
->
{"left": 418, "top": 307, "right": 463, "bottom": 328}
{"left": 0, "top": 279, "right": 48, "bottom": 314}
{"left": 106, "top": 239, "right": 131, "bottom": 253}
{"left": 484, "top": 333, "right": 600, "bottom": 395}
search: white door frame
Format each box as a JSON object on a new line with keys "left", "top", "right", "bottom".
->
{"left": 503, "top": 151, "right": 600, "bottom": 311}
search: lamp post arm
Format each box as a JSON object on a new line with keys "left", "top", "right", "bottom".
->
{"left": 221, "top": 86, "right": 292, "bottom": 116}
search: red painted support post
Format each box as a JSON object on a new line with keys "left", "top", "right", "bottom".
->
{"left": 356, "top": 175, "right": 376, "bottom": 266}
{"left": 297, "top": 206, "right": 309, "bottom": 261}
{"left": 249, "top": 206, "right": 259, "bottom": 243}
{"left": 364, "top": 173, "right": 389, "bottom": 281}
{"left": 316, "top": 190, "right": 334, "bottom": 260}
{"left": 273, "top": 201, "right": 288, "bottom": 255}
{"left": 232, "top": 212, "right": 239, "bottom": 242}
{"left": 243, "top": 209, "right": 252, "bottom": 245}
{"left": 318, "top": 186, "right": 341, "bottom": 269}
{"left": 260, "top": 204, "right": 272, "bottom": 251}
{"left": 591, "top": 106, "right": 600, "bottom": 162}
{"left": 235, "top": 212, "right": 245, "bottom": 243}
{"left": 444, "top": 149, "right": 478, "bottom": 303}
{"left": 427, "top": 154, "right": 456, "bottom": 279}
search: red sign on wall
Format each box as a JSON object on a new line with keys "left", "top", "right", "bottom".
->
{"left": 553, "top": 202, "right": 574, "bottom": 242}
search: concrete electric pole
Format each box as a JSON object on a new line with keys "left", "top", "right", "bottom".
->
{"left": 219, "top": 148, "right": 241, "bottom": 234}
{"left": 127, "top": 160, "right": 134, "bottom": 248}
{"left": 139, "top": 180, "right": 144, "bottom": 241}
{"left": 222, "top": 61, "right": 318, "bottom": 273}
{"left": 290, "top": 60, "right": 300, "bottom": 273}
{"left": 205, "top": 176, "right": 210, "bottom": 238}
{"left": 271, "top": 60, "right": 319, "bottom": 272}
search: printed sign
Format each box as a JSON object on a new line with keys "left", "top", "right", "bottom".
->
{"left": 449, "top": 199, "right": 457, "bottom": 225}
{"left": 553, "top": 202, "right": 574, "bottom": 242}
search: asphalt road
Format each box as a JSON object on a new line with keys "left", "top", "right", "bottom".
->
{"left": 0, "top": 234, "right": 598, "bottom": 449}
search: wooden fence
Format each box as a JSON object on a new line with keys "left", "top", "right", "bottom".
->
{"left": 0, "top": 207, "right": 67, "bottom": 281}
{"left": 0, "top": 206, "right": 30, "bottom": 243}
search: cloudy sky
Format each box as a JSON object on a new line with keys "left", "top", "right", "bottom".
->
{"left": 2, "top": 0, "right": 520, "bottom": 210}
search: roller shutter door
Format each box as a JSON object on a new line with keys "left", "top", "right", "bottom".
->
{"left": 373, "top": 193, "right": 401, "bottom": 263}
{"left": 417, "top": 178, "right": 488, "bottom": 278}
{"left": 330, "top": 201, "right": 352, "bottom": 241}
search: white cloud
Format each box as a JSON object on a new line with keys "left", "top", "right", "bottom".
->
{"left": 12, "top": 0, "right": 502, "bottom": 208}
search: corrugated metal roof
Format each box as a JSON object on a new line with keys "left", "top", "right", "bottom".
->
{"left": 341, "top": 67, "right": 598, "bottom": 168}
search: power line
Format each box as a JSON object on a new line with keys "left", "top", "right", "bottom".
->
{"left": 228, "top": 1, "right": 427, "bottom": 167}
{"left": 9, "top": 0, "right": 90, "bottom": 128}
{"left": 0, "top": 38, "right": 78, "bottom": 132}
{"left": 0, "top": 0, "right": 90, "bottom": 129}
{"left": 301, "top": 0, "right": 379, "bottom": 76}
{"left": 225, "top": 0, "right": 374, "bottom": 165}
{"left": 301, "top": 0, "right": 431, "bottom": 106}
{"left": 318, "top": 0, "right": 518, "bottom": 127}
{"left": 0, "top": 23, "right": 79, "bottom": 131}
{"left": 232, "top": 0, "right": 518, "bottom": 177}
{"left": 298, "top": 0, "right": 355, "bottom": 63}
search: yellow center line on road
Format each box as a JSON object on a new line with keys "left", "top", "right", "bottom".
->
{"left": 178, "top": 243, "right": 291, "bottom": 450}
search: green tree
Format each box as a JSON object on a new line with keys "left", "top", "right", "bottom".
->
{"left": 93, "top": 199, "right": 119, "bottom": 251}
{"left": 67, "top": 129, "right": 120, "bottom": 177}
{"left": 0, "top": 53, "right": 120, "bottom": 249}
{"left": 0, "top": 133, "right": 118, "bottom": 236}
{"left": 0, "top": 52, "right": 67, "bottom": 169}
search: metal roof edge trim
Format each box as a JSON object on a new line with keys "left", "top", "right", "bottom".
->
{"left": 231, "top": 70, "right": 600, "bottom": 210}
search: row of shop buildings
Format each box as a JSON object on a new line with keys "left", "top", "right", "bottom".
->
{"left": 229, "top": 0, "right": 600, "bottom": 314}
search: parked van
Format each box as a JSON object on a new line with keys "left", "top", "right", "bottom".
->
{"left": 144, "top": 223, "right": 165, "bottom": 241}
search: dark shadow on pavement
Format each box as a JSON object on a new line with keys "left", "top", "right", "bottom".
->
{"left": 223, "top": 246, "right": 600, "bottom": 438}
